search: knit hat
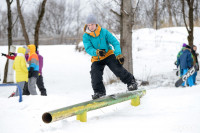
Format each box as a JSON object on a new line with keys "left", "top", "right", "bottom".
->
{"left": 86, "top": 14, "right": 97, "bottom": 24}
{"left": 22, "top": 45, "right": 28, "bottom": 54}
{"left": 185, "top": 45, "right": 191, "bottom": 49}
{"left": 182, "top": 43, "right": 187, "bottom": 47}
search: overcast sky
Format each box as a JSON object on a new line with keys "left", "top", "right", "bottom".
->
{"left": 0, "top": 0, "right": 43, "bottom": 11}
{"left": 0, "top": 0, "right": 93, "bottom": 14}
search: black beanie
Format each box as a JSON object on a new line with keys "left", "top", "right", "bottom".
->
{"left": 185, "top": 45, "right": 191, "bottom": 49}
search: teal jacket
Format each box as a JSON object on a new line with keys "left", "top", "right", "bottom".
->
{"left": 83, "top": 25, "right": 121, "bottom": 57}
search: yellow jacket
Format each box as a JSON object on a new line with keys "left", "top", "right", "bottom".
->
{"left": 13, "top": 47, "right": 28, "bottom": 82}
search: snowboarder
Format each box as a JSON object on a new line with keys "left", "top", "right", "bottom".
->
{"left": 12, "top": 47, "right": 28, "bottom": 96}
{"left": 191, "top": 45, "right": 199, "bottom": 84}
{"left": 82, "top": 14, "right": 138, "bottom": 99}
{"left": 178, "top": 45, "right": 194, "bottom": 87}
{"left": 175, "top": 43, "right": 187, "bottom": 77}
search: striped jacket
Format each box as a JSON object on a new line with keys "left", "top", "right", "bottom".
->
{"left": 28, "top": 44, "right": 39, "bottom": 78}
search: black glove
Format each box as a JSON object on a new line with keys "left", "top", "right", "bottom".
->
{"left": 28, "top": 67, "right": 34, "bottom": 78}
{"left": 176, "top": 70, "right": 179, "bottom": 76}
{"left": 116, "top": 54, "right": 124, "bottom": 65}
{"left": 10, "top": 52, "right": 15, "bottom": 56}
{"left": 195, "top": 63, "right": 199, "bottom": 71}
{"left": 1, "top": 53, "right": 6, "bottom": 56}
{"left": 96, "top": 49, "right": 106, "bottom": 57}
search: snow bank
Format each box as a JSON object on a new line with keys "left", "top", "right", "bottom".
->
{"left": 0, "top": 27, "right": 200, "bottom": 133}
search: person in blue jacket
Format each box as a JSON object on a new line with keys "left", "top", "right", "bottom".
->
{"left": 179, "top": 45, "right": 194, "bottom": 87}
{"left": 83, "top": 14, "right": 138, "bottom": 99}
{"left": 176, "top": 43, "right": 187, "bottom": 77}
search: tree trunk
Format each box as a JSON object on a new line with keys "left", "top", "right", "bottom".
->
{"left": 16, "top": 0, "right": 30, "bottom": 45}
{"left": 181, "top": 0, "right": 194, "bottom": 47}
{"left": 120, "top": 0, "right": 133, "bottom": 74}
{"left": 166, "top": 0, "right": 173, "bottom": 27}
{"left": 34, "top": 0, "right": 47, "bottom": 48}
{"left": 172, "top": 7, "right": 179, "bottom": 26}
{"left": 195, "top": 0, "right": 199, "bottom": 26}
{"left": 187, "top": 0, "right": 194, "bottom": 46}
{"left": 4, "top": 0, "right": 13, "bottom": 83}
{"left": 153, "top": 0, "right": 159, "bottom": 29}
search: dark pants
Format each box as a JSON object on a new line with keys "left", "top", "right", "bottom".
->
{"left": 23, "top": 75, "right": 47, "bottom": 96}
{"left": 90, "top": 54, "right": 134, "bottom": 94}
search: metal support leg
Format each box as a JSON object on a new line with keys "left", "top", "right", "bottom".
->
{"left": 131, "top": 95, "right": 140, "bottom": 106}
{"left": 76, "top": 111, "right": 87, "bottom": 122}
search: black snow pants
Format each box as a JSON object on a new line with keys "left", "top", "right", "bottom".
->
{"left": 90, "top": 54, "right": 134, "bottom": 94}
{"left": 23, "top": 75, "right": 47, "bottom": 96}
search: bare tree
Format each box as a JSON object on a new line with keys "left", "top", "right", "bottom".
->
{"left": 120, "top": 0, "right": 138, "bottom": 74}
{"left": 34, "top": 0, "right": 47, "bottom": 47}
{"left": 4, "top": 0, "right": 13, "bottom": 83}
{"left": 42, "top": 0, "right": 66, "bottom": 35}
{"left": 153, "top": 0, "right": 159, "bottom": 29}
{"left": 91, "top": 0, "right": 120, "bottom": 33}
{"left": 194, "top": 0, "right": 199, "bottom": 25}
{"left": 16, "top": 0, "right": 30, "bottom": 45}
{"left": 16, "top": 0, "right": 47, "bottom": 47}
{"left": 0, "top": 10, "right": 8, "bottom": 38}
{"left": 166, "top": 0, "right": 173, "bottom": 27}
{"left": 24, "top": 13, "right": 37, "bottom": 36}
{"left": 181, "top": 0, "right": 195, "bottom": 46}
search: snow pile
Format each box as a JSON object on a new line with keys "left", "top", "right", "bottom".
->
{"left": 0, "top": 27, "right": 200, "bottom": 133}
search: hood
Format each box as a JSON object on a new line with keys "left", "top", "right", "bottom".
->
{"left": 28, "top": 44, "right": 36, "bottom": 55}
{"left": 23, "top": 45, "right": 29, "bottom": 54}
{"left": 83, "top": 24, "right": 101, "bottom": 37}
{"left": 17, "top": 47, "right": 26, "bottom": 55}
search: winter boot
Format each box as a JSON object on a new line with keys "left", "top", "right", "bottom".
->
{"left": 92, "top": 92, "right": 106, "bottom": 100}
{"left": 41, "top": 91, "right": 47, "bottom": 96}
{"left": 41, "top": 93, "right": 47, "bottom": 96}
{"left": 127, "top": 79, "right": 138, "bottom": 91}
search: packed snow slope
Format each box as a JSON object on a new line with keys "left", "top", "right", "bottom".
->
{"left": 0, "top": 27, "right": 200, "bottom": 133}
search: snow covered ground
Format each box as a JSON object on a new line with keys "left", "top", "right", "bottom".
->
{"left": 0, "top": 27, "right": 200, "bottom": 133}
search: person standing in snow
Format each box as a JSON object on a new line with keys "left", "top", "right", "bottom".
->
{"left": 82, "top": 14, "right": 138, "bottom": 99}
{"left": 191, "top": 45, "right": 199, "bottom": 84}
{"left": 27, "top": 44, "right": 39, "bottom": 95}
{"left": 36, "top": 49, "right": 47, "bottom": 96}
{"left": 179, "top": 45, "right": 194, "bottom": 87}
{"left": 23, "top": 47, "right": 47, "bottom": 96}
{"left": 175, "top": 43, "right": 187, "bottom": 77}
{"left": 12, "top": 47, "right": 28, "bottom": 96}
{"left": 2, "top": 45, "right": 47, "bottom": 96}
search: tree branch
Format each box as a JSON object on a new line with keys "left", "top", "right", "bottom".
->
{"left": 10, "top": 0, "right": 13, "bottom": 4}
{"left": 12, "top": 0, "right": 25, "bottom": 28}
{"left": 110, "top": 9, "right": 121, "bottom": 17}
{"left": 132, "top": 0, "right": 140, "bottom": 18}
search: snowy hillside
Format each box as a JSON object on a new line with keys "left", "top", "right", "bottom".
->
{"left": 0, "top": 27, "right": 200, "bottom": 133}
